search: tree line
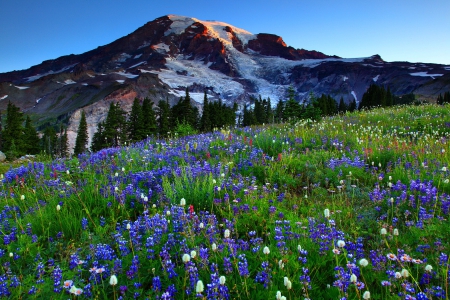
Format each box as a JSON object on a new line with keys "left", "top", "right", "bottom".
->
{"left": 0, "top": 102, "right": 68, "bottom": 160}
{"left": 2, "top": 84, "right": 444, "bottom": 159}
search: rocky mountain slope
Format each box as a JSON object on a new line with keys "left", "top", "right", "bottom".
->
{"left": 0, "top": 14, "right": 449, "bottom": 148}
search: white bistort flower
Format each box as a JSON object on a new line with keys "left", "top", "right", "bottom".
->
{"left": 263, "top": 246, "right": 270, "bottom": 255}
{"left": 182, "top": 253, "right": 191, "bottom": 263}
{"left": 109, "top": 274, "right": 118, "bottom": 286}
{"left": 359, "top": 258, "right": 369, "bottom": 267}
{"left": 362, "top": 291, "right": 370, "bottom": 299}
{"left": 195, "top": 280, "right": 204, "bottom": 293}
{"left": 337, "top": 240, "right": 345, "bottom": 248}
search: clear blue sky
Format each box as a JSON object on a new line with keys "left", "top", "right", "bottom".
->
{"left": 1, "top": 0, "right": 449, "bottom": 73}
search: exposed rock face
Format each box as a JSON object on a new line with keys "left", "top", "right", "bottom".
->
{"left": 0, "top": 14, "right": 449, "bottom": 152}
{"left": 247, "top": 33, "right": 334, "bottom": 60}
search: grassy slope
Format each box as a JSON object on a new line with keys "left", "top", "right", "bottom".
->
{"left": 0, "top": 104, "right": 449, "bottom": 299}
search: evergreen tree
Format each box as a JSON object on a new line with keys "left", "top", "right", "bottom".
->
{"left": 200, "top": 91, "right": 212, "bottom": 132}
{"left": 74, "top": 111, "right": 88, "bottom": 155}
{"left": 59, "top": 125, "right": 69, "bottom": 158}
{"left": 275, "top": 98, "right": 284, "bottom": 123}
{"left": 142, "top": 97, "right": 157, "bottom": 137}
{"left": 23, "top": 116, "right": 40, "bottom": 155}
{"left": 266, "top": 97, "right": 273, "bottom": 123}
{"left": 242, "top": 105, "right": 257, "bottom": 127}
{"left": 253, "top": 96, "right": 266, "bottom": 124}
{"left": 91, "top": 122, "right": 107, "bottom": 152}
{"left": 157, "top": 98, "right": 171, "bottom": 137}
{"left": 338, "top": 97, "right": 347, "bottom": 113}
{"left": 104, "top": 103, "right": 127, "bottom": 147}
{"left": 386, "top": 87, "right": 394, "bottom": 107}
{"left": 444, "top": 91, "right": 450, "bottom": 104}
{"left": 128, "top": 98, "right": 145, "bottom": 142}
{"left": 348, "top": 99, "right": 357, "bottom": 112}
{"left": 437, "top": 93, "right": 444, "bottom": 105}
{"left": 2, "top": 102, "right": 24, "bottom": 156}
{"left": 41, "top": 126, "right": 58, "bottom": 157}
{"left": 284, "top": 86, "right": 301, "bottom": 121}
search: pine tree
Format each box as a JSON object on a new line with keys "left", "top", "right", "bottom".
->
{"left": 444, "top": 91, "right": 450, "bottom": 104}
{"left": 275, "top": 98, "right": 284, "bottom": 123}
{"left": 200, "top": 91, "right": 212, "bottom": 132}
{"left": 128, "top": 98, "right": 145, "bottom": 142}
{"left": 284, "top": 86, "right": 302, "bottom": 121}
{"left": 104, "top": 103, "right": 127, "bottom": 147}
{"left": 91, "top": 122, "right": 106, "bottom": 152}
{"left": 41, "top": 126, "right": 58, "bottom": 157}
{"left": 2, "top": 102, "right": 24, "bottom": 156}
{"left": 437, "top": 93, "right": 444, "bottom": 105}
{"left": 266, "top": 97, "right": 273, "bottom": 123}
{"left": 157, "top": 98, "right": 171, "bottom": 137}
{"left": 338, "top": 97, "right": 347, "bottom": 113}
{"left": 386, "top": 87, "right": 394, "bottom": 107}
{"left": 23, "top": 116, "right": 40, "bottom": 155}
{"left": 59, "top": 125, "right": 69, "bottom": 158}
{"left": 142, "top": 97, "right": 157, "bottom": 137}
{"left": 348, "top": 99, "right": 357, "bottom": 112}
{"left": 74, "top": 111, "right": 88, "bottom": 155}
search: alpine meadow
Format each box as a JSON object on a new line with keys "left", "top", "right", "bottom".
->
{"left": 0, "top": 102, "right": 449, "bottom": 299}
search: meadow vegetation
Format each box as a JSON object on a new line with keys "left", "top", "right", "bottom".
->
{"left": 0, "top": 104, "right": 449, "bottom": 299}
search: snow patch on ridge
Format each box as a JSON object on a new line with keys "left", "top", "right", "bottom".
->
{"left": 373, "top": 75, "right": 380, "bottom": 82}
{"left": 410, "top": 72, "right": 443, "bottom": 77}
{"left": 166, "top": 15, "right": 196, "bottom": 36}
{"left": 115, "top": 72, "right": 139, "bottom": 78}
{"left": 25, "top": 63, "right": 78, "bottom": 82}
{"left": 351, "top": 91, "right": 357, "bottom": 102}
{"left": 153, "top": 43, "right": 170, "bottom": 54}
{"left": 0, "top": 95, "right": 8, "bottom": 100}
{"left": 128, "top": 61, "right": 146, "bottom": 69}
{"left": 15, "top": 85, "right": 30, "bottom": 90}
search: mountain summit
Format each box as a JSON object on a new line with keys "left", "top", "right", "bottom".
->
{"left": 0, "top": 14, "right": 449, "bottom": 147}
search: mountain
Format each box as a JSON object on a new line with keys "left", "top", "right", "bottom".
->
{"left": 0, "top": 14, "right": 449, "bottom": 149}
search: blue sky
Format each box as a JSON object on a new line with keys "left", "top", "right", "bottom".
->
{"left": 0, "top": 0, "right": 449, "bottom": 73}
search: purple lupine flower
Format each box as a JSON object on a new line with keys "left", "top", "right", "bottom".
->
{"left": 81, "top": 218, "right": 88, "bottom": 230}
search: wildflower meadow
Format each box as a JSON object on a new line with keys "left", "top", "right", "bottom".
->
{"left": 0, "top": 104, "right": 449, "bottom": 299}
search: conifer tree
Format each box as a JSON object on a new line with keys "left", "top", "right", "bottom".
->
{"left": 348, "top": 99, "right": 357, "bottom": 112}
{"left": 128, "top": 98, "right": 145, "bottom": 142}
{"left": 59, "top": 125, "right": 69, "bottom": 158}
{"left": 275, "top": 98, "right": 284, "bottom": 123}
{"left": 23, "top": 116, "right": 40, "bottom": 155}
{"left": 41, "top": 126, "right": 58, "bottom": 157}
{"left": 437, "top": 93, "right": 444, "bottom": 105}
{"left": 91, "top": 122, "right": 106, "bottom": 152}
{"left": 157, "top": 98, "right": 171, "bottom": 137}
{"left": 284, "top": 86, "right": 301, "bottom": 121}
{"left": 2, "top": 102, "right": 24, "bottom": 156}
{"left": 74, "top": 111, "right": 88, "bottom": 155}
{"left": 266, "top": 97, "right": 273, "bottom": 123}
{"left": 104, "top": 103, "right": 127, "bottom": 147}
{"left": 200, "top": 91, "right": 212, "bottom": 132}
{"left": 338, "top": 97, "right": 347, "bottom": 113}
{"left": 142, "top": 97, "right": 157, "bottom": 137}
